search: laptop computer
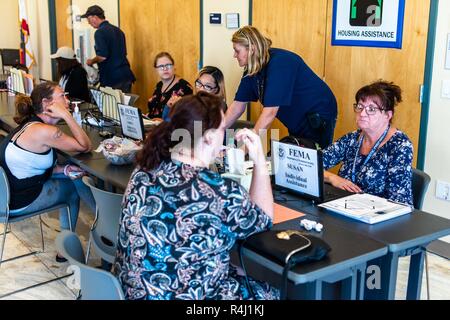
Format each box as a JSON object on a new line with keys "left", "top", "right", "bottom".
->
{"left": 271, "top": 140, "right": 352, "bottom": 203}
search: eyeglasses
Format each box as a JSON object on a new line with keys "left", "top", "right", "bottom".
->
{"left": 353, "top": 103, "right": 383, "bottom": 115}
{"left": 195, "top": 79, "right": 218, "bottom": 93}
{"left": 155, "top": 63, "right": 173, "bottom": 71}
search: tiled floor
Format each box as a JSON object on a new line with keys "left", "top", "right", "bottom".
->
{"left": 0, "top": 205, "right": 449, "bottom": 300}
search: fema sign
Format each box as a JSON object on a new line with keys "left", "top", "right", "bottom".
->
{"left": 331, "top": 0, "right": 405, "bottom": 48}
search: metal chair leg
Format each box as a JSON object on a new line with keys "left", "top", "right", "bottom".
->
{"left": 85, "top": 233, "right": 92, "bottom": 264}
{"left": 425, "top": 251, "right": 430, "bottom": 300}
{"left": 0, "top": 222, "right": 9, "bottom": 268}
{"left": 67, "top": 205, "right": 73, "bottom": 232}
{"left": 39, "top": 216, "right": 45, "bottom": 252}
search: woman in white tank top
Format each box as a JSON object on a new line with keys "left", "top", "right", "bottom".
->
{"left": 0, "top": 82, "right": 95, "bottom": 262}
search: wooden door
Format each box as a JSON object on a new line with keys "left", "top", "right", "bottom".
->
{"left": 55, "top": 0, "right": 73, "bottom": 48}
{"left": 324, "top": 0, "right": 430, "bottom": 166}
{"left": 120, "top": 0, "right": 200, "bottom": 111}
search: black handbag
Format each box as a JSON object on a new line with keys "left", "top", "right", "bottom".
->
{"left": 239, "top": 230, "right": 331, "bottom": 300}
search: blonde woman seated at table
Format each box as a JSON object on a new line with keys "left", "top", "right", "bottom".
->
{"left": 322, "top": 80, "right": 413, "bottom": 206}
{"left": 115, "top": 92, "right": 279, "bottom": 300}
{"left": 0, "top": 82, "right": 96, "bottom": 262}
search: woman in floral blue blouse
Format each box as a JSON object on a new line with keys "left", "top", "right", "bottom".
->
{"left": 114, "top": 92, "right": 278, "bottom": 300}
{"left": 323, "top": 80, "right": 413, "bottom": 205}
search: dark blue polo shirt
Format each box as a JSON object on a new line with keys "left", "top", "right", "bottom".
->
{"left": 235, "top": 48, "right": 337, "bottom": 136}
{"left": 94, "top": 21, "right": 136, "bottom": 87}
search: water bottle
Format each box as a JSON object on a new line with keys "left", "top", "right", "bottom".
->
{"left": 223, "top": 137, "right": 234, "bottom": 173}
{"left": 72, "top": 103, "right": 82, "bottom": 126}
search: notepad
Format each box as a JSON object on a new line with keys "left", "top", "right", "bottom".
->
{"left": 318, "top": 193, "right": 412, "bottom": 224}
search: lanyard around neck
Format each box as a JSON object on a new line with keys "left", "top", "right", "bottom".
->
{"left": 162, "top": 75, "right": 176, "bottom": 94}
{"left": 351, "top": 124, "right": 390, "bottom": 183}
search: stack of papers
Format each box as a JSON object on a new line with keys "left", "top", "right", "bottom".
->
{"left": 318, "top": 193, "right": 412, "bottom": 224}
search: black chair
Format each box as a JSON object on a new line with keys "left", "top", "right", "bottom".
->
{"left": 411, "top": 168, "right": 431, "bottom": 299}
{"left": 0, "top": 49, "right": 21, "bottom": 74}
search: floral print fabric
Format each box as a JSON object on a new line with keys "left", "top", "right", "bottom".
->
{"left": 323, "top": 130, "right": 413, "bottom": 205}
{"left": 114, "top": 160, "right": 279, "bottom": 300}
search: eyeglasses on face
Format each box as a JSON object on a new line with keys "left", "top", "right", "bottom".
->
{"left": 155, "top": 63, "right": 173, "bottom": 71}
{"left": 353, "top": 103, "right": 383, "bottom": 115}
{"left": 195, "top": 79, "right": 217, "bottom": 93}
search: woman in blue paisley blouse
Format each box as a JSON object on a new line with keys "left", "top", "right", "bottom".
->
{"left": 114, "top": 92, "right": 279, "bottom": 300}
{"left": 323, "top": 80, "right": 413, "bottom": 205}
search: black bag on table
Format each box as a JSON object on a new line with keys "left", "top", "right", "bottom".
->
{"left": 239, "top": 229, "right": 331, "bottom": 300}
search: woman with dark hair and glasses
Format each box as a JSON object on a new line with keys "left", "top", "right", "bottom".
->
{"left": 323, "top": 80, "right": 413, "bottom": 205}
{"left": 115, "top": 92, "right": 278, "bottom": 300}
{"left": 147, "top": 52, "right": 193, "bottom": 120}
{"left": 194, "top": 66, "right": 227, "bottom": 111}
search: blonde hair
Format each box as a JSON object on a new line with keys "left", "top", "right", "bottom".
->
{"left": 197, "top": 66, "right": 227, "bottom": 104}
{"left": 232, "top": 26, "right": 272, "bottom": 76}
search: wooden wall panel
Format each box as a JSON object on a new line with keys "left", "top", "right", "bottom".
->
{"left": 251, "top": 0, "right": 329, "bottom": 139}
{"left": 120, "top": 0, "right": 200, "bottom": 111}
{"left": 55, "top": 0, "right": 73, "bottom": 48}
{"left": 324, "top": 0, "right": 430, "bottom": 165}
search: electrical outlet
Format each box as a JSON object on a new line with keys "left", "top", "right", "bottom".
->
{"left": 436, "top": 180, "right": 450, "bottom": 201}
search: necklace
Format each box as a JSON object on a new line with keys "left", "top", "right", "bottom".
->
{"left": 351, "top": 124, "right": 390, "bottom": 183}
{"left": 162, "top": 75, "right": 176, "bottom": 94}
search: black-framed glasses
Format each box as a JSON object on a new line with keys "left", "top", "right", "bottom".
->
{"left": 155, "top": 63, "right": 173, "bottom": 71}
{"left": 195, "top": 79, "right": 218, "bottom": 93}
{"left": 353, "top": 103, "right": 383, "bottom": 115}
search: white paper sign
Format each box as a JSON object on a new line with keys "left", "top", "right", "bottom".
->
{"left": 332, "top": 0, "right": 405, "bottom": 48}
{"left": 118, "top": 104, "right": 144, "bottom": 141}
{"left": 272, "top": 141, "right": 320, "bottom": 197}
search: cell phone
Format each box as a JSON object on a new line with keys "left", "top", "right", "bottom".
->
{"left": 68, "top": 171, "right": 83, "bottom": 178}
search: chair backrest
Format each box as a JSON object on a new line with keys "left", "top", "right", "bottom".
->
{"left": 123, "top": 93, "right": 139, "bottom": 106}
{"left": 55, "top": 230, "right": 125, "bottom": 300}
{"left": 0, "top": 167, "right": 10, "bottom": 220}
{"left": 412, "top": 168, "right": 431, "bottom": 210}
{"left": 82, "top": 176, "right": 123, "bottom": 255}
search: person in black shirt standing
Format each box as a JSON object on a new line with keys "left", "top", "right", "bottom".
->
{"left": 82, "top": 5, "right": 136, "bottom": 93}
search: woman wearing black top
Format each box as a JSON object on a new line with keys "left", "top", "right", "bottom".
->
{"left": 147, "top": 52, "right": 193, "bottom": 120}
{"left": 50, "top": 47, "right": 90, "bottom": 102}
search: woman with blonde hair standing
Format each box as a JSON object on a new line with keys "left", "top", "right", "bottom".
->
{"left": 225, "top": 25, "right": 337, "bottom": 149}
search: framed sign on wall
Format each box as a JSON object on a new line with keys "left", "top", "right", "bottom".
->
{"left": 331, "top": 0, "right": 406, "bottom": 49}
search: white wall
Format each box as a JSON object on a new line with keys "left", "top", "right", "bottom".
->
{"left": 0, "top": 0, "right": 20, "bottom": 49}
{"left": 202, "top": 0, "right": 249, "bottom": 116}
{"left": 424, "top": 0, "right": 450, "bottom": 243}
{"left": 28, "top": 0, "right": 52, "bottom": 80}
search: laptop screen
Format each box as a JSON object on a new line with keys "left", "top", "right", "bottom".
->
{"left": 117, "top": 103, "right": 145, "bottom": 141}
{"left": 271, "top": 140, "right": 324, "bottom": 202}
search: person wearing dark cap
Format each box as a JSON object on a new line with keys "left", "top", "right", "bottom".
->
{"left": 81, "top": 5, "right": 136, "bottom": 93}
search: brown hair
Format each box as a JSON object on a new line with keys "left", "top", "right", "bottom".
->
{"left": 56, "top": 57, "right": 81, "bottom": 78}
{"left": 355, "top": 80, "right": 402, "bottom": 119}
{"left": 136, "top": 91, "right": 223, "bottom": 170}
{"left": 14, "top": 82, "right": 58, "bottom": 124}
{"left": 232, "top": 25, "right": 272, "bottom": 76}
{"left": 153, "top": 52, "right": 175, "bottom": 68}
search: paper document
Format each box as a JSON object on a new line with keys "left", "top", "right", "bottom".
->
{"left": 318, "top": 193, "right": 412, "bottom": 224}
